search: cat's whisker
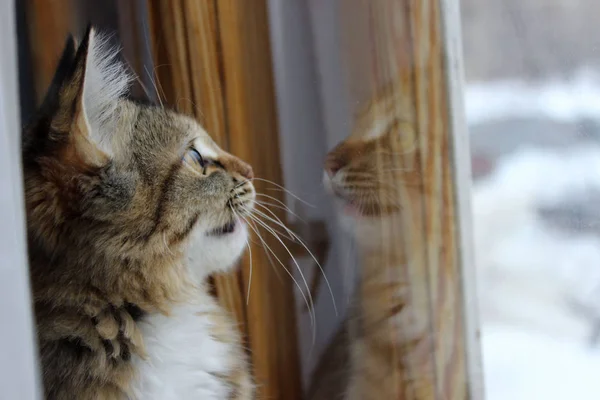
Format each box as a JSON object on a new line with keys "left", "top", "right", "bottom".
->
{"left": 247, "top": 206, "right": 296, "bottom": 241}
{"left": 244, "top": 216, "right": 299, "bottom": 293}
{"left": 144, "top": 65, "right": 164, "bottom": 108}
{"left": 254, "top": 193, "right": 313, "bottom": 229}
{"left": 247, "top": 221, "right": 317, "bottom": 350}
{"left": 140, "top": 18, "right": 165, "bottom": 107}
{"left": 246, "top": 208, "right": 294, "bottom": 241}
{"left": 248, "top": 206, "right": 338, "bottom": 317}
{"left": 243, "top": 213, "right": 316, "bottom": 334}
{"left": 243, "top": 209, "right": 318, "bottom": 328}
{"left": 343, "top": 177, "right": 402, "bottom": 189}
{"left": 243, "top": 234, "right": 253, "bottom": 305}
{"left": 233, "top": 179, "right": 251, "bottom": 190}
{"left": 254, "top": 193, "right": 299, "bottom": 215}
{"left": 251, "top": 177, "right": 315, "bottom": 208}
{"left": 233, "top": 209, "right": 254, "bottom": 305}
{"left": 344, "top": 171, "right": 380, "bottom": 177}
{"left": 151, "top": 63, "right": 171, "bottom": 106}
{"left": 176, "top": 97, "right": 206, "bottom": 125}
{"left": 245, "top": 211, "right": 310, "bottom": 290}
{"left": 247, "top": 226, "right": 284, "bottom": 283}
{"left": 244, "top": 218, "right": 310, "bottom": 323}
{"left": 342, "top": 186, "right": 403, "bottom": 209}
{"left": 381, "top": 168, "right": 414, "bottom": 172}
{"left": 378, "top": 147, "right": 418, "bottom": 157}
{"left": 127, "top": 67, "right": 153, "bottom": 104}
{"left": 254, "top": 199, "right": 307, "bottom": 224}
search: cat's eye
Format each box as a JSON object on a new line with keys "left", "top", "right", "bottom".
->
{"left": 185, "top": 148, "right": 205, "bottom": 168}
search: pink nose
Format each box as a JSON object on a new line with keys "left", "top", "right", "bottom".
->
{"left": 241, "top": 165, "right": 254, "bottom": 180}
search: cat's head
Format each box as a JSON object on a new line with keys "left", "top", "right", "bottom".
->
{"left": 323, "top": 88, "right": 419, "bottom": 247}
{"left": 23, "top": 27, "right": 255, "bottom": 276}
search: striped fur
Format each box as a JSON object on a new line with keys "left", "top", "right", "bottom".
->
{"left": 314, "top": 86, "right": 433, "bottom": 399}
{"left": 23, "top": 27, "right": 255, "bottom": 399}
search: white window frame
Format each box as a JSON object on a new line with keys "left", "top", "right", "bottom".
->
{"left": 0, "top": 1, "right": 42, "bottom": 399}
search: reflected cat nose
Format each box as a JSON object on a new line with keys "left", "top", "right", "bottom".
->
{"left": 324, "top": 156, "right": 345, "bottom": 177}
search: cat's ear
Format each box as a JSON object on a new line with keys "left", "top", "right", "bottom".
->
{"left": 50, "top": 26, "right": 132, "bottom": 163}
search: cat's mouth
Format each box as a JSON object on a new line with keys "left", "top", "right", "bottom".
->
{"left": 330, "top": 187, "right": 364, "bottom": 215}
{"left": 331, "top": 185, "right": 357, "bottom": 206}
{"left": 325, "top": 174, "right": 378, "bottom": 217}
{"left": 208, "top": 220, "right": 237, "bottom": 236}
{"left": 331, "top": 185, "right": 388, "bottom": 217}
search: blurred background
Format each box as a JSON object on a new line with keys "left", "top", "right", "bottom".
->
{"left": 463, "top": 0, "right": 600, "bottom": 399}
{"left": 7, "top": 0, "right": 600, "bottom": 399}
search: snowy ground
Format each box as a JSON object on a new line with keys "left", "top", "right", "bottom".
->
{"left": 468, "top": 74, "right": 600, "bottom": 400}
{"left": 466, "top": 69, "right": 600, "bottom": 125}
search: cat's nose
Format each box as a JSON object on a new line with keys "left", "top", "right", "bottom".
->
{"left": 235, "top": 159, "right": 253, "bottom": 180}
{"left": 241, "top": 164, "right": 254, "bottom": 180}
{"left": 235, "top": 159, "right": 254, "bottom": 179}
{"left": 223, "top": 155, "right": 254, "bottom": 180}
{"left": 324, "top": 156, "right": 344, "bottom": 177}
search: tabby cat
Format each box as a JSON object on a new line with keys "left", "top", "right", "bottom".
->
{"left": 311, "top": 86, "right": 431, "bottom": 399}
{"left": 23, "top": 27, "right": 255, "bottom": 399}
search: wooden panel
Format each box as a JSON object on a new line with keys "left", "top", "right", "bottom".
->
{"left": 147, "top": 0, "right": 247, "bottom": 335}
{"left": 338, "top": 0, "right": 480, "bottom": 398}
{"left": 26, "top": 0, "right": 129, "bottom": 103}
{"left": 116, "top": 0, "right": 147, "bottom": 98}
{"left": 216, "top": 2, "right": 302, "bottom": 398}
{"left": 147, "top": 0, "right": 194, "bottom": 114}
{"left": 25, "top": 0, "right": 75, "bottom": 105}
{"left": 147, "top": 1, "right": 302, "bottom": 398}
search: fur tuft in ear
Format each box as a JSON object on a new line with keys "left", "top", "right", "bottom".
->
{"left": 81, "top": 27, "right": 133, "bottom": 155}
{"left": 24, "top": 27, "right": 133, "bottom": 167}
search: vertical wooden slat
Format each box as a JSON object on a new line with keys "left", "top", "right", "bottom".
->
{"left": 116, "top": 0, "right": 147, "bottom": 99}
{"left": 146, "top": 0, "right": 248, "bottom": 337}
{"left": 180, "top": 0, "right": 228, "bottom": 146}
{"left": 216, "top": 2, "right": 302, "bottom": 398}
{"left": 339, "top": 0, "right": 480, "bottom": 398}
{"left": 146, "top": 1, "right": 302, "bottom": 398}
{"left": 147, "top": 0, "right": 194, "bottom": 114}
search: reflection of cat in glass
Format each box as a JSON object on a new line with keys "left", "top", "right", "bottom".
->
{"left": 310, "top": 86, "right": 433, "bottom": 399}
{"left": 24, "top": 28, "right": 255, "bottom": 399}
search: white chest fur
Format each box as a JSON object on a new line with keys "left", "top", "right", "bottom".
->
{"left": 129, "top": 290, "right": 245, "bottom": 399}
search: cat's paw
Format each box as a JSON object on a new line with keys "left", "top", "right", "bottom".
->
{"left": 92, "top": 305, "right": 146, "bottom": 362}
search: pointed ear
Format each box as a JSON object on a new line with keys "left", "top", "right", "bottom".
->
{"left": 51, "top": 26, "right": 132, "bottom": 162}
{"left": 23, "top": 35, "right": 77, "bottom": 154}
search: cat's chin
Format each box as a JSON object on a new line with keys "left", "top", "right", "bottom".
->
{"left": 186, "top": 219, "right": 249, "bottom": 277}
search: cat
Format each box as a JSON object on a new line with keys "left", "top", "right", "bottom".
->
{"left": 310, "top": 85, "right": 433, "bottom": 399}
{"left": 23, "top": 27, "right": 255, "bottom": 399}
